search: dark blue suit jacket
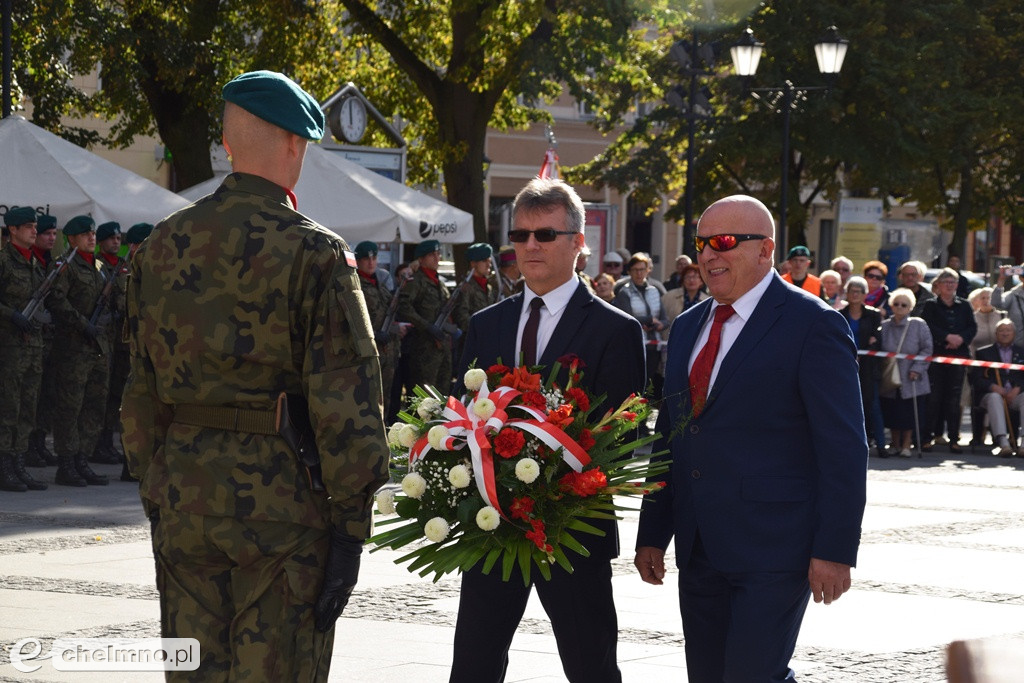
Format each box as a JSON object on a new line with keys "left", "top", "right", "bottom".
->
{"left": 637, "top": 273, "right": 867, "bottom": 572}
{"left": 458, "top": 280, "right": 646, "bottom": 560}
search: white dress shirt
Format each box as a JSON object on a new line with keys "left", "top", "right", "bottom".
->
{"left": 687, "top": 270, "right": 775, "bottom": 388}
{"left": 515, "top": 276, "right": 580, "bottom": 366}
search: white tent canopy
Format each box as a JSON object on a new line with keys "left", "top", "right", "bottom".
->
{"left": 0, "top": 115, "right": 190, "bottom": 227}
{"left": 179, "top": 144, "right": 474, "bottom": 244}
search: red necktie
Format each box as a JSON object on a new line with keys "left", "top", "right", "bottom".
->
{"left": 689, "top": 304, "right": 735, "bottom": 416}
{"left": 521, "top": 297, "right": 545, "bottom": 366}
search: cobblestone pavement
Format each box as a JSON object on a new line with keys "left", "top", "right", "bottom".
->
{"left": 1, "top": 442, "right": 1023, "bottom": 682}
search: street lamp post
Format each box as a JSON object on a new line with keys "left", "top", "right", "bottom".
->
{"left": 730, "top": 26, "right": 848, "bottom": 259}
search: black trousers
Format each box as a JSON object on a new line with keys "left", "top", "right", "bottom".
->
{"left": 449, "top": 558, "right": 621, "bottom": 683}
{"left": 926, "top": 363, "right": 966, "bottom": 441}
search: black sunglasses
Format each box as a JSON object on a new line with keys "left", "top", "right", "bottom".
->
{"left": 694, "top": 233, "right": 766, "bottom": 253}
{"left": 507, "top": 228, "right": 577, "bottom": 243}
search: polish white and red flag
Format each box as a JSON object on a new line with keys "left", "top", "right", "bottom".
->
{"left": 538, "top": 147, "right": 560, "bottom": 180}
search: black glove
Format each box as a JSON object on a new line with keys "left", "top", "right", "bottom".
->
{"left": 314, "top": 529, "right": 362, "bottom": 632}
{"left": 440, "top": 322, "right": 461, "bottom": 340}
{"left": 84, "top": 323, "right": 101, "bottom": 340}
{"left": 10, "top": 311, "right": 32, "bottom": 333}
{"left": 374, "top": 332, "right": 388, "bottom": 346}
{"left": 429, "top": 324, "right": 447, "bottom": 343}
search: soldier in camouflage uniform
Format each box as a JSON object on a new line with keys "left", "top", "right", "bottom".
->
{"left": 120, "top": 71, "right": 389, "bottom": 682}
{"left": 496, "top": 244, "right": 523, "bottom": 299}
{"left": 26, "top": 214, "right": 59, "bottom": 467}
{"left": 398, "top": 239, "right": 455, "bottom": 391}
{"left": 354, "top": 240, "right": 408, "bottom": 421}
{"left": 0, "top": 206, "right": 48, "bottom": 491}
{"left": 453, "top": 242, "right": 498, "bottom": 362}
{"left": 90, "top": 221, "right": 129, "bottom": 465}
{"left": 115, "top": 222, "right": 152, "bottom": 482}
{"left": 48, "top": 216, "right": 113, "bottom": 487}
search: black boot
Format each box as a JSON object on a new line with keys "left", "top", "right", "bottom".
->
{"left": 74, "top": 452, "right": 109, "bottom": 486}
{"left": 0, "top": 453, "right": 29, "bottom": 492}
{"left": 12, "top": 452, "right": 47, "bottom": 490}
{"left": 55, "top": 453, "right": 87, "bottom": 487}
{"left": 90, "top": 429, "right": 121, "bottom": 465}
{"left": 23, "top": 438, "right": 46, "bottom": 467}
{"left": 33, "top": 431, "right": 58, "bottom": 466}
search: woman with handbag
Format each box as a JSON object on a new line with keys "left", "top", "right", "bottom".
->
{"left": 880, "top": 288, "right": 933, "bottom": 457}
{"left": 841, "top": 276, "right": 885, "bottom": 455}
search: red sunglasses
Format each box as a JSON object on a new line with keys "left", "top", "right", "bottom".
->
{"left": 694, "top": 233, "right": 767, "bottom": 253}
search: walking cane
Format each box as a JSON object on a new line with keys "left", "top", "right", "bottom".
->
{"left": 995, "top": 369, "right": 1016, "bottom": 450}
{"left": 912, "top": 384, "right": 922, "bottom": 459}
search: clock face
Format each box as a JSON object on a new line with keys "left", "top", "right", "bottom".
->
{"left": 339, "top": 97, "right": 367, "bottom": 143}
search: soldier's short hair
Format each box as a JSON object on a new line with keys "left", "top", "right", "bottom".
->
{"left": 512, "top": 178, "right": 585, "bottom": 235}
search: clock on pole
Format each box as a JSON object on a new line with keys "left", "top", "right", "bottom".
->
{"left": 334, "top": 95, "right": 367, "bottom": 144}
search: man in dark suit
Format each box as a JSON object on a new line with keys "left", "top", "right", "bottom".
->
{"left": 449, "top": 178, "right": 646, "bottom": 683}
{"left": 634, "top": 195, "right": 867, "bottom": 682}
{"left": 972, "top": 319, "right": 1024, "bottom": 457}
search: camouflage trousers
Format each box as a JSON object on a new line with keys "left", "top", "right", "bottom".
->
{"left": 153, "top": 510, "right": 334, "bottom": 682}
{"left": 0, "top": 344, "right": 42, "bottom": 453}
{"left": 407, "top": 331, "right": 452, "bottom": 393}
{"left": 34, "top": 335, "right": 56, "bottom": 434}
{"left": 52, "top": 344, "right": 109, "bottom": 456}
{"left": 379, "top": 341, "right": 399, "bottom": 421}
{"left": 104, "top": 343, "right": 129, "bottom": 432}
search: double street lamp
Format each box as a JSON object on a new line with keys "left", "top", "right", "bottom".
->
{"left": 729, "top": 26, "right": 849, "bottom": 259}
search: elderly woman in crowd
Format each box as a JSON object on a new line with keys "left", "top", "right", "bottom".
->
{"left": 966, "top": 287, "right": 1006, "bottom": 449}
{"left": 863, "top": 260, "right": 891, "bottom": 317}
{"left": 614, "top": 253, "right": 668, "bottom": 401}
{"left": 879, "top": 288, "right": 933, "bottom": 457}
{"left": 819, "top": 269, "right": 844, "bottom": 309}
{"left": 592, "top": 272, "right": 616, "bottom": 303}
{"left": 662, "top": 264, "right": 708, "bottom": 322}
{"left": 841, "top": 276, "right": 886, "bottom": 455}
{"left": 920, "top": 267, "right": 977, "bottom": 452}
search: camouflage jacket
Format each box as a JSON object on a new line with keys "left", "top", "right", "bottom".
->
{"left": 98, "top": 253, "right": 129, "bottom": 348}
{"left": 358, "top": 270, "right": 393, "bottom": 339}
{"left": 453, "top": 276, "right": 498, "bottom": 332}
{"left": 120, "top": 172, "right": 390, "bottom": 538}
{"left": 0, "top": 243, "right": 44, "bottom": 347}
{"left": 49, "top": 250, "right": 114, "bottom": 355}
{"left": 398, "top": 268, "right": 450, "bottom": 332}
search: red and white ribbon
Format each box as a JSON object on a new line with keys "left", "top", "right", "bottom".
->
{"left": 858, "top": 349, "right": 1024, "bottom": 371}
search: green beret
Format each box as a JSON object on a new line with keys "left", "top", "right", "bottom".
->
{"left": 354, "top": 240, "right": 378, "bottom": 259}
{"left": 466, "top": 242, "right": 493, "bottom": 262}
{"left": 222, "top": 70, "right": 325, "bottom": 140}
{"left": 4, "top": 206, "right": 37, "bottom": 227}
{"left": 125, "top": 223, "right": 154, "bottom": 245}
{"left": 415, "top": 239, "right": 441, "bottom": 258}
{"left": 96, "top": 221, "right": 121, "bottom": 241}
{"left": 787, "top": 245, "right": 811, "bottom": 259}
{"left": 63, "top": 215, "right": 96, "bottom": 236}
{"left": 36, "top": 215, "right": 57, "bottom": 232}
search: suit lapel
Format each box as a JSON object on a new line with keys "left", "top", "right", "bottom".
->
{"left": 539, "top": 283, "right": 591, "bottom": 366}
{"left": 500, "top": 294, "right": 524, "bottom": 365}
{"left": 666, "top": 299, "right": 713, "bottom": 419}
{"left": 704, "top": 274, "right": 787, "bottom": 413}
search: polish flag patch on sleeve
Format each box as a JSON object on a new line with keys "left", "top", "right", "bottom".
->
{"left": 344, "top": 250, "right": 357, "bottom": 268}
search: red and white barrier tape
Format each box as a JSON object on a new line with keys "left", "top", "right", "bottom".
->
{"left": 857, "top": 349, "right": 1024, "bottom": 371}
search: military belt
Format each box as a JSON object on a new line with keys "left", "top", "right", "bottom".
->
{"left": 172, "top": 404, "right": 278, "bottom": 436}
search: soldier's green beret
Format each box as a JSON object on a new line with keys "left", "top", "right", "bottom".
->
{"left": 222, "top": 70, "right": 325, "bottom": 141}
{"left": 63, "top": 215, "right": 96, "bottom": 236}
{"left": 4, "top": 206, "right": 37, "bottom": 227}
{"left": 415, "top": 239, "right": 441, "bottom": 258}
{"left": 466, "top": 242, "right": 493, "bottom": 262}
{"left": 96, "top": 221, "right": 121, "bottom": 241}
{"left": 36, "top": 215, "right": 57, "bottom": 232}
{"left": 354, "top": 240, "right": 378, "bottom": 259}
{"left": 125, "top": 223, "right": 154, "bottom": 245}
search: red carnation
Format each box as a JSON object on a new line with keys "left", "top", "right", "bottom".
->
{"left": 564, "top": 387, "right": 590, "bottom": 412}
{"left": 521, "top": 391, "right": 547, "bottom": 410}
{"left": 546, "top": 404, "right": 574, "bottom": 428}
{"left": 500, "top": 366, "right": 542, "bottom": 391}
{"left": 488, "top": 363, "right": 512, "bottom": 376}
{"left": 559, "top": 468, "right": 607, "bottom": 497}
{"left": 577, "top": 428, "right": 596, "bottom": 451}
{"left": 494, "top": 428, "right": 526, "bottom": 458}
{"left": 557, "top": 353, "right": 585, "bottom": 369}
{"left": 510, "top": 496, "right": 535, "bottom": 522}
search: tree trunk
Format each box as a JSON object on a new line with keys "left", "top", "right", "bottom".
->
{"left": 949, "top": 166, "right": 973, "bottom": 261}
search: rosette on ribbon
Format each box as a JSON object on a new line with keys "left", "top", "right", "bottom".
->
{"left": 407, "top": 383, "right": 592, "bottom": 519}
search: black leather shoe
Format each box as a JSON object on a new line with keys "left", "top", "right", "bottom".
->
{"left": 949, "top": 442, "right": 963, "bottom": 454}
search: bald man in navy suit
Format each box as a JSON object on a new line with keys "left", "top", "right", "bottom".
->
{"left": 635, "top": 195, "right": 867, "bottom": 682}
{"left": 449, "top": 178, "right": 645, "bottom": 683}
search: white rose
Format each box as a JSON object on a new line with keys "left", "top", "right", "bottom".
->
{"left": 417, "top": 397, "right": 442, "bottom": 420}
{"left": 515, "top": 458, "right": 540, "bottom": 484}
{"left": 464, "top": 368, "right": 488, "bottom": 392}
{"left": 387, "top": 422, "right": 406, "bottom": 448}
{"left": 472, "top": 398, "right": 496, "bottom": 421}
{"left": 398, "top": 424, "right": 419, "bottom": 448}
{"left": 424, "top": 516, "right": 450, "bottom": 543}
{"left": 427, "top": 425, "right": 450, "bottom": 450}
{"left": 401, "top": 472, "right": 427, "bottom": 499}
{"left": 475, "top": 506, "right": 500, "bottom": 531}
{"left": 448, "top": 464, "right": 471, "bottom": 488}
{"left": 375, "top": 489, "right": 396, "bottom": 515}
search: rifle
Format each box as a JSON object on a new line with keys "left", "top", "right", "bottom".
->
{"left": 432, "top": 269, "right": 474, "bottom": 339}
{"left": 377, "top": 269, "right": 413, "bottom": 342}
{"left": 89, "top": 257, "right": 123, "bottom": 329}
{"left": 21, "top": 250, "right": 75, "bottom": 326}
